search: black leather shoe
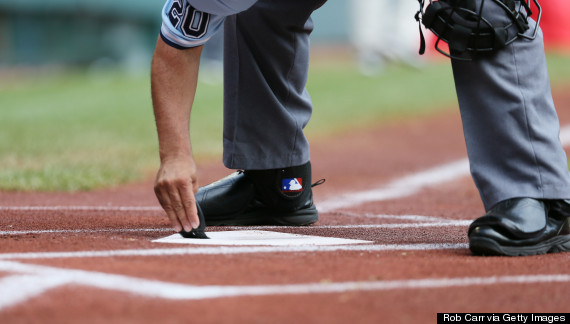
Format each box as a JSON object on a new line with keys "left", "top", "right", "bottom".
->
{"left": 468, "top": 198, "right": 570, "bottom": 256}
{"left": 195, "top": 162, "right": 321, "bottom": 226}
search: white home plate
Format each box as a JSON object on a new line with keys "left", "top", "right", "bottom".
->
{"left": 152, "top": 230, "right": 372, "bottom": 246}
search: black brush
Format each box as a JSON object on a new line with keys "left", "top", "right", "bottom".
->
{"left": 179, "top": 202, "right": 209, "bottom": 239}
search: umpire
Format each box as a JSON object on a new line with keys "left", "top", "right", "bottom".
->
{"left": 151, "top": 0, "right": 570, "bottom": 256}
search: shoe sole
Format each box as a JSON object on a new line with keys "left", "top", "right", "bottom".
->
{"left": 205, "top": 205, "right": 319, "bottom": 226}
{"left": 469, "top": 234, "right": 570, "bottom": 256}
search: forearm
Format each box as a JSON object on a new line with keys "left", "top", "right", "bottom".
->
{"left": 151, "top": 38, "right": 204, "bottom": 232}
{"left": 151, "top": 38, "right": 204, "bottom": 162}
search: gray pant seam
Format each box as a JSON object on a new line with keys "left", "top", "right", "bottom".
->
{"left": 512, "top": 38, "right": 544, "bottom": 197}
{"left": 226, "top": 16, "right": 240, "bottom": 168}
{"left": 284, "top": 31, "right": 300, "bottom": 166}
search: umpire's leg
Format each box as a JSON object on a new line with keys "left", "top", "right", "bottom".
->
{"left": 222, "top": 0, "right": 326, "bottom": 170}
{"left": 451, "top": 0, "right": 570, "bottom": 210}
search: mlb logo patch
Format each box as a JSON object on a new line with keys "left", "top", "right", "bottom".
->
{"left": 282, "top": 178, "right": 303, "bottom": 192}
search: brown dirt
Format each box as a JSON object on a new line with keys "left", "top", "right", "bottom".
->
{"left": 1, "top": 88, "right": 570, "bottom": 323}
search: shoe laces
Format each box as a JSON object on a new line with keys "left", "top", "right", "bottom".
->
{"left": 312, "top": 179, "right": 326, "bottom": 187}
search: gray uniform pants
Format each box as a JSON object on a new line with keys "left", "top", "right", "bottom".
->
{"left": 221, "top": 0, "right": 570, "bottom": 210}
{"left": 222, "top": 0, "right": 326, "bottom": 170}
{"left": 451, "top": 0, "right": 570, "bottom": 210}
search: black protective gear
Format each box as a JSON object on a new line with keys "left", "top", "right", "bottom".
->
{"left": 415, "top": 0, "right": 542, "bottom": 60}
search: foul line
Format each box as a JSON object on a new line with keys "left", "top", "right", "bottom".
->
{"left": 227, "top": 221, "right": 472, "bottom": 230}
{"left": 0, "top": 228, "right": 172, "bottom": 236}
{"left": 0, "top": 126, "right": 568, "bottom": 311}
{"left": 0, "top": 260, "right": 568, "bottom": 307}
{"left": 0, "top": 219, "right": 471, "bottom": 236}
{"left": 330, "top": 212, "right": 453, "bottom": 222}
{"left": 0, "top": 274, "right": 72, "bottom": 310}
{"left": 0, "top": 206, "right": 162, "bottom": 212}
{"left": 317, "top": 159, "right": 470, "bottom": 212}
{"left": 0, "top": 243, "right": 469, "bottom": 261}
{"left": 317, "top": 124, "right": 570, "bottom": 212}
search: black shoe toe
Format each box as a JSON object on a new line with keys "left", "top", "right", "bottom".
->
{"left": 468, "top": 198, "right": 570, "bottom": 256}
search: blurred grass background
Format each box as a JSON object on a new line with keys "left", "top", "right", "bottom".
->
{"left": 2, "top": 52, "right": 570, "bottom": 191}
{"left": 1, "top": 0, "right": 570, "bottom": 192}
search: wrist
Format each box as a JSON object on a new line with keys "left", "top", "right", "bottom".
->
{"left": 159, "top": 147, "right": 193, "bottom": 164}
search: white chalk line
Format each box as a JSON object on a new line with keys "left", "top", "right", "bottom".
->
{"left": 316, "top": 159, "right": 471, "bottom": 212}
{"left": 226, "top": 220, "right": 472, "bottom": 230}
{"left": 0, "top": 243, "right": 469, "bottom": 261}
{"left": 0, "top": 127, "right": 568, "bottom": 311}
{"left": 330, "top": 212, "right": 454, "bottom": 222}
{"left": 0, "top": 127, "right": 567, "bottom": 310}
{"left": 0, "top": 228, "right": 172, "bottom": 236}
{"left": 0, "top": 219, "right": 471, "bottom": 236}
{"left": 317, "top": 124, "right": 570, "bottom": 212}
{"left": 0, "top": 206, "right": 162, "bottom": 212}
{"left": 0, "top": 274, "right": 73, "bottom": 310}
{"left": 0, "top": 260, "right": 568, "bottom": 309}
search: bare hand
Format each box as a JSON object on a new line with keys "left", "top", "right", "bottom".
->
{"left": 154, "top": 157, "right": 200, "bottom": 232}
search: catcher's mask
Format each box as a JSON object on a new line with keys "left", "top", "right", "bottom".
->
{"left": 415, "top": 0, "right": 542, "bottom": 60}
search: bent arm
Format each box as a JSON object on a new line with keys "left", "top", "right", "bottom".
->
{"left": 151, "top": 37, "right": 204, "bottom": 232}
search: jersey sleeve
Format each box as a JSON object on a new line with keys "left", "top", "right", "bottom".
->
{"left": 160, "top": 0, "right": 227, "bottom": 49}
{"left": 189, "top": 0, "right": 257, "bottom": 16}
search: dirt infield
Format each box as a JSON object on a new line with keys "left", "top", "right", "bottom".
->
{"left": 1, "top": 89, "right": 570, "bottom": 323}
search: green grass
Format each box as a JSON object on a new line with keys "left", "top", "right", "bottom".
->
{"left": 0, "top": 71, "right": 158, "bottom": 190}
{"left": 307, "top": 59, "right": 457, "bottom": 134}
{"left": 1, "top": 51, "right": 570, "bottom": 191}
